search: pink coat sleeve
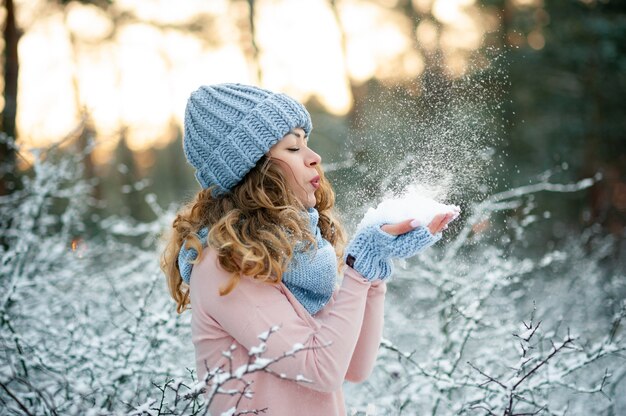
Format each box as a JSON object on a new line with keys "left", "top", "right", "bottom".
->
{"left": 344, "top": 267, "right": 386, "bottom": 382}
{"left": 190, "top": 248, "right": 374, "bottom": 393}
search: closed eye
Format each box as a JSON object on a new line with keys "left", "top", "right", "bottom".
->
{"left": 287, "top": 148, "right": 300, "bottom": 152}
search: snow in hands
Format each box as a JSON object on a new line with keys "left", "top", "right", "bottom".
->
{"left": 357, "top": 185, "right": 460, "bottom": 232}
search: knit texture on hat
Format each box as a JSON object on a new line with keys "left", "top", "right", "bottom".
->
{"left": 183, "top": 83, "right": 313, "bottom": 194}
{"left": 345, "top": 224, "right": 441, "bottom": 281}
{"left": 178, "top": 208, "right": 338, "bottom": 316}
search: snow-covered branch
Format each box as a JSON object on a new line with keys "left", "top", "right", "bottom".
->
{"left": 132, "top": 327, "right": 330, "bottom": 416}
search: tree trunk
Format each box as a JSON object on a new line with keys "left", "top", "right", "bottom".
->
{"left": 1, "top": 0, "right": 21, "bottom": 196}
{"left": 246, "top": 0, "right": 263, "bottom": 84}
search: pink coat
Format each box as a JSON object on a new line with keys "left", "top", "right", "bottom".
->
{"left": 190, "top": 246, "right": 386, "bottom": 415}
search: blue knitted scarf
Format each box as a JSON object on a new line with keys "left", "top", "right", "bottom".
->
{"left": 178, "top": 208, "right": 338, "bottom": 315}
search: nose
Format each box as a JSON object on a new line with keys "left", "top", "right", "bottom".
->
{"left": 307, "top": 148, "right": 321, "bottom": 167}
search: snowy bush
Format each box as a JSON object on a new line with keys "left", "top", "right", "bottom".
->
{"left": 1, "top": 138, "right": 624, "bottom": 415}
{"left": 345, "top": 175, "right": 626, "bottom": 415}
{"left": 0, "top": 137, "right": 193, "bottom": 414}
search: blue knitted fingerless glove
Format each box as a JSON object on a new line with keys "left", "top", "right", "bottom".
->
{"left": 345, "top": 225, "right": 441, "bottom": 281}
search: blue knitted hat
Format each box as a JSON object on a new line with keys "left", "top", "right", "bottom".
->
{"left": 183, "top": 83, "right": 313, "bottom": 194}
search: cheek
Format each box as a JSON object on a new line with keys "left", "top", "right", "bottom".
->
{"left": 278, "top": 158, "right": 301, "bottom": 183}
{"left": 273, "top": 155, "right": 310, "bottom": 199}
{"left": 276, "top": 163, "right": 300, "bottom": 192}
{"left": 287, "top": 175, "right": 301, "bottom": 194}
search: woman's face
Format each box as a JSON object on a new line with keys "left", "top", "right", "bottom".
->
{"left": 267, "top": 128, "right": 322, "bottom": 209}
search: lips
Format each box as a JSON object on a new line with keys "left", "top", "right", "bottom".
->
{"left": 310, "top": 175, "right": 321, "bottom": 189}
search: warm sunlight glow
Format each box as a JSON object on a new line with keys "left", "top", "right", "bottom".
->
{"left": 442, "top": 51, "right": 467, "bottom": 77}
{"left": 401, "top": 52, "right": 425, "bottom": 79}
{"left": 412, "top": 0, "right": 433, "bottom": 14}
{"left": 74, "top": 43, "right": 121, "bottom": 138}
{"left": 17, "top": 3, "right": 253, "bottom": 152}
{"left": 65, "top": 2, "right": 113, "bottom": 42}
{"left": 116, "top": 0, "right": 229, "bottom": 24}
{"left": 17, "top": 14, "right": 78, "bottom": 147}
{"left": 512, "top": 0, "right": 543, "bottom": 7}
{"left": 430, "top": 0, "right": 486, "bottom": 77}
{"left": 115, "top": 24, "right": 172, "bottom": 149}
{"left": 340, "top": 0, "right": 423, "bottom": 84}
{"left": 416, "top": 19, "right": 438, "bottom": 51}
{"left": 432, "top": 0, "right": 475, "bottom": 25}
{"left": 440, "top": 17, "right": 482, "bottom": 51}
{"left": 527, "top": 30, "right": 545, "bottom": 50}
{"left": 256, "top": 0, "right": 351, "bottom": 115}
{"left": 14, "top": 0, "right": 495, "bottom": 155}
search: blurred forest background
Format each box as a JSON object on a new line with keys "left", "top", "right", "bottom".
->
{"left": 2, "top": 0, "right": 624, "bottom": 237}
{"left": 1, "top": 0, "right": 625, "bottom": 415}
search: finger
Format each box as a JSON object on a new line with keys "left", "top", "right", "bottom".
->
{"left": 427, "top": 214, "right": 442, "bottom": 234}
{"left": 439, "top": 212, "right": 455, "bottom": 228}
{"left": 441, "top": 212, "right": 456, "bottom": 231}
{"left": 380, "top": 219, "right": 415, "bottom": 236}
{"left": 428, "top": 213, "right": 449, "bottom": 234}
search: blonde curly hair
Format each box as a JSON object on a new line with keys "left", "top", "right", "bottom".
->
{"left": 160, "top": 156, "right": 346, "bottom": 313}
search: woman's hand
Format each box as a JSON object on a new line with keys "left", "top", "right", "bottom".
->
{"left": 345, "top": 206, "right": 461, "bottom": 281}
{"left": 381, "top": 212, "right": 457, "bottom": 236}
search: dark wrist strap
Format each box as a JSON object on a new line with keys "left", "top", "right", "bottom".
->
{"left": 346, "top": 254, "right": 356, "bottom": 268}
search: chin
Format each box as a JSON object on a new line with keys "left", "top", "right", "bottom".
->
{"left": 303, "top": 196, "right": 316, "bottom": 209}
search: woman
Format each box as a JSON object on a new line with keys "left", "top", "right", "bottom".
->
{"left": 161, "top": 83, "right": 454, "bottom": 415}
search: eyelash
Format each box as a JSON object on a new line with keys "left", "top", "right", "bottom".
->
{"left": 288, "top": 148, "right": 300, "bottom": 152}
